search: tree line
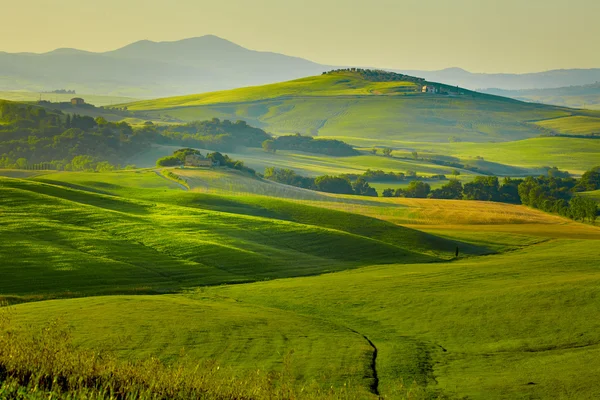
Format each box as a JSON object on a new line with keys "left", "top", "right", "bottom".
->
{"left": 265, "top": 165, "right": 599, "bottom": 223}
{"left": 264, "top": 167, "right": 377, "bottom": 197}
{"left": 322, "top": 68, "right": 426, "bottom": 85}
{"left": 262, "top": 134, "right": 358, "bottom": 156}
{"left": 0, "top": 101, "right": 147, "bottom": 170}
{"left": 0, "top": 101, "right": 360, "bottom": 170}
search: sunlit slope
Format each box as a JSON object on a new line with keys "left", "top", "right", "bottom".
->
{"left": 124, "top": 72, "right": 571, "bottom": 142}
{"left": 29, "top": 170, "right": 490, "bottom": 258}
{"left": 0, "top": 174, "right": 488, "bottom": 298}
{"left": 9, "top": 295, "right": 376, "bottom": 397}
{"left": 204, "top": 239, "right": 600, "bottom": 399}
{"left": 534, "top": 115, "right": 600, "bottom": 135}
{"left": 124, "top": 73, "right": 421, "bottom": 109}
{"left": 11, "top": 237, "right": 600, "bottom": 398}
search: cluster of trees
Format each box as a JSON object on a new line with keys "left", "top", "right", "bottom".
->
{"left": 45, "top": 89, "right": 76, "bottom": 94}
{"left": 264, "top": 167, "right": 377, "bottom": 197}
{"left": 322, "top": 68, "right": 426, "bottom": 85}
{"left": 262, "top": 134, "right": 358, "bottom": 156}
{"left": 577, "top": 166, "right": 600, "bottom": 191}
{"left": 0, "top": 101, "right": 361, "bottom": 171}
{"left": 0, "top": 101, "right": 149, "bottom": 169}
{"left": 379, "top": 170, "right": 599, "bottom": 223}
{"left": 519, "top": 176, "right": 597, "bottom": 222}
{"left": 156, "top": 148, "right": 256, "bottom": 175}
{"left": 344, "top": 169, "right": 447, "bottom": 183}
{"left": 382, "top": 177, "right": 530, "bottom": 203}
{"left": 159, "top": 119, "right": 271, "bottom": 151}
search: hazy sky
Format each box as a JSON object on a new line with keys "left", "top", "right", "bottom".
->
{"left": 2, "top": 0, "right": 598, "bottom": 73}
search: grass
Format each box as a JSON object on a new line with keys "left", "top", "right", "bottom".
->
{"left": 191, "top": 238, "right": 600, "bottom": 399}
{"left": 534, "top": 115, "right": 600, "bottom": 135}
{"left": 122, "top": 72, "right": 421, "bottom": 110}
{"left": 1, "top": 171, "right": 489, "bottom": 299}
{"left": 3, "top": 168, "right": 600, "bottom": 398}
{"left": 0, "top": 91, "right": 137, "bottom": 106}
{"left": 8, "top": 237, "right": 600, "bottom": 398}
{"left": 383, "top": 137, "right": 600, "bottom": 175}
{"left": 122, "top": 72, "right": 572, "bottom": 142}
{"left": 1, "top": 312, "right": 369, "bottom": 399}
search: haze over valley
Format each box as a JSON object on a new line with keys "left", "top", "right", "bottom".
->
{"left": 1, "top": 1, "right": 600, "bottom": 399}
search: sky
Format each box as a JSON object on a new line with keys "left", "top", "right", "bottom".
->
{"left": 1, "top": 0, "right": 599, "bottom": 73}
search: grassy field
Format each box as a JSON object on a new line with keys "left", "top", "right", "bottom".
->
{"left": 2, "top": 168, "right": 600, "bottom": 399}
{"left": 384, "top": 137, "right": 600, "bottom": 175}
{"left": 1, "top": 170, "right": 494, "bottom": 299}
{"left": 534, "top": 115, "right": 600, "bottom": 135}
{"left": 0, "top": 91, "right": 137, "bottom": 106}
{"left": 122, "top": 71, "right": 576, "bottom": 142}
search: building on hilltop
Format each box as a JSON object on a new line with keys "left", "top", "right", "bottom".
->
{"left": 71, "top": 97, "right": 85, "bottom": 105}
{"left": 421, "top": 85, "right": 438, "bottom": 94}
{"left": 185, "top": 154, "right": 218, "bottom": 167}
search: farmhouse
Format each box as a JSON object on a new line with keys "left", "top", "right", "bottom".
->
{"left": 421, "top": 85, "right": 438, "bottom": 94}
{"left": 185, "top": 154, "right": 217, "bottom": 167}
{"left": 71, "top": 97, "right": 85, "bottom": 105}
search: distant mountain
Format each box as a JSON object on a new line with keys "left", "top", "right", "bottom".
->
{"left": 0, "top": 35, "right": 331, "bottom": 98}
{"left": 394, "top": 67, "right": 600, "bottom": 91}
{"left": 2, "top": 35, "right": 600, "bottom": 98}
{"left": 482, "top": 83, "right": 600, "bottom": 109}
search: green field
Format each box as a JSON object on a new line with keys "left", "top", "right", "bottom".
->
{"left": 534, "top": 115, "right": 600, "bottom": 135}
{"left": 122, "top": 71, "right": 579, "bottom": 142}
{"left": 0, "top": 91, "right": 138, "bottom": 106}
{"left": 2, "top": 168, "right": 600, "bottom": 398}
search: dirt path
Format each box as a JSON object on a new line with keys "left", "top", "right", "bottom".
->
{"left": 153, "top": 170, "right": 188, "bottom": 191}
{"left": 347, "top": 328, "right": 379, "bottom": 396}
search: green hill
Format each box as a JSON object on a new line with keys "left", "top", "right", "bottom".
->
{"left": 0, "top": 171, "right": 491, "bottom": 300}
{"left": 123, "top": 70, "right": 577, "bottom": 142}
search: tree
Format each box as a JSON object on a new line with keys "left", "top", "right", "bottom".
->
{"left": 173, "top": 148, "right": 203, "bottom": 162}
{"left": 429, "top": 180, "right": 463, "bottom": 199}
{"left": 463, "top": 176, "right": 500, "bottom": 201}
{"left": 411, "top": 151, "right": 419, "bottom": 160}
{"left": 314, "top": 175, "right": 354, "bottom": 194}
{"left": 262, "top": 139, "right": 276, "bottom": 153}
{"left": 207, "top": 151, "right": 228, "bottom": 166}
{"left": 576, "top": 166, "right": 600, "bottom": 191}
{"left": 156, "top": 156, "right": 182, "bottom": 167}
{"left": 499, "top": 177, "right": 523, "bottom": 204}
{"left": 570, "top": 196, "right": 598, "bottom": 223}
{"left": 95, "top": 117, "right": 108, "bottom": 126}
{"left": 352, "top": 177, "right": 378, "bottom": 197}
{"left": 370, "top": 148, "right": 378, "bottom": 155}
{"left": 382, "top": 188, "right": 394, "bottom": 197}
{"left": 382, "top": 148, "right": 393, "bottom": 157}
{"left": 70, "top": 155, "right": 95, "bottom": 171}
{"left": 15, "top": 158, "right": 27, "bottom": 169}
{"left": 95, "top": 161, "right": 115, "bottom": 172}
{"left": 403, "top": 181, "right": 431, "bottom": 198}
{"left": 547, "top": 167, "right": 570, "bottom": 179}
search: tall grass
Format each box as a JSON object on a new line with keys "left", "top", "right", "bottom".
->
{"left": 0, "top": 307, "right": 434, "bottom": 399}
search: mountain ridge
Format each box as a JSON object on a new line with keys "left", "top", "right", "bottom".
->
{"left": 1, "top": 35, "right": 600, "bottom": 97}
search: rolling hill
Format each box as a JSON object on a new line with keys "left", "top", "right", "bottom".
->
{"left": 123, "top": 70, "right": 585, "bottom": 142}
{"left": 2, "top": 168, "right": 600, "bottom": 398}
{"left": 0, "top": 170, "right": 494, "bottom": 299}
